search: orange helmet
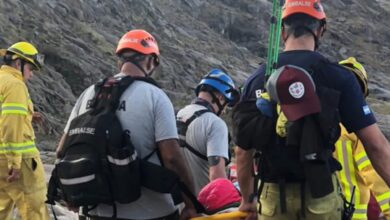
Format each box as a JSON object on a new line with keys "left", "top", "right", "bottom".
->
{"left": 282, "top": 0, "right": 326, "bottom": 21}
{"left": 115, "top": 29, "right": 160, "bottom": 57}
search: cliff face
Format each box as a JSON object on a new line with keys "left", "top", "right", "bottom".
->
{"left": 0, "top": 0, "right": 389, "bottom": 150}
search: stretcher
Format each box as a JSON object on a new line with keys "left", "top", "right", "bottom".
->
{"left": 190, "top": 211, "right": 248, "bottom": 220}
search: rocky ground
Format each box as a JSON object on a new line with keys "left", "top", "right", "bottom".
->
{"left": 1, "top": 1, "right": 389, "bottom": 219}
{"left": 0, "top": 0, "right": 389, "bottom": 150}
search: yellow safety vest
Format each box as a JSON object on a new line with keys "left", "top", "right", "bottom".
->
{"left": 334, "top": 124, "right": 390, "bottom": 219}
{"left": 0, "top": 65, "right": 38, "bottom": 170}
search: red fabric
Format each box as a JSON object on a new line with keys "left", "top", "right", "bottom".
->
{"left": 198, "top": 178, "right": 241, "bottom": 212}
{"left": 228, "top": 164, "right": 237, "bottom": 182}
{"left": 367, "top": 193, "right": 381, "bottom": 220}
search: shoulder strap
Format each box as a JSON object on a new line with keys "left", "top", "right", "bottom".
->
{"left": 112, "top": 76, "right": 161, "bottom": 110}
{"left": 179, "top": 109, "right": 210, "bottom": 161}
{"left": 182, "top": 142, "right": 208, "bottom": 161}
{"left": 184, "top": 109, "right": 210, "bottom": 126}
{"left": 192, "top": 98, "right": 215, "bottom": 113}
{"left": 90, "top": 75, "right": 160, "bottom": 113}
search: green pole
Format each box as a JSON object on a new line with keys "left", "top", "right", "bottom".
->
{"left": 273, "top": 0, "right": 284, "bottom": 69}
{"left": 265, "top": 0, "right": 278, "bottom": 78}
{"left": 265, "top": 0, "right": 284, "bottom": 80}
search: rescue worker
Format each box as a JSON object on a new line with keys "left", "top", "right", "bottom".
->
{"left": 0, "top": 42, "right": 49, "bottom": 220}
{"left": 176, "top": 69, "right": 239, "bottom": 195}
{"left": 56, "top": 29, "right": 198, "bottom": 220}
{"left": 232, "top": 0, "right": 390, "bottom": 219}
{"left": 335, "top": 57, "right": 390, "bottom": 220}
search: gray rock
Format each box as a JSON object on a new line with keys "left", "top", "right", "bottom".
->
{"left": 0, "top": 0, "right": 388, "bottom": 147}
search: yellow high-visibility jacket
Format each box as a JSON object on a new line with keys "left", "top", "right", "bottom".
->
{"left": 334, "top": 124, "right": 390, "bottom": 220}
{"left": 0, "top": 65, "right": 39, "bottom": 170}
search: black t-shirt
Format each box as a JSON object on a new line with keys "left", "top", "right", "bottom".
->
{"left": 241, "top": 50, "right": 376, "bottom": 133}
{"left": 237, "top": 50, "right": 376, "bottom": 182}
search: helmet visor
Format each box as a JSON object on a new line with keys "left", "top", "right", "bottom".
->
{"left": 32, "top": 54, "right": 45, "bottom": 70}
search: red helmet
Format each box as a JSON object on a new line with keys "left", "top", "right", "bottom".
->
{"left": 115, "top": 29, "right": 160, "bottom": 57}
{"left": 282, "top": 0, "right": 326, "bottom": 21}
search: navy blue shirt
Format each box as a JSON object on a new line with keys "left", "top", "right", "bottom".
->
{"left": 241, "top": 50, "right": 376, "bottom": 132}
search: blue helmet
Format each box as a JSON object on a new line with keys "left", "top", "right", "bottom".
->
{"left": 195, "top": 69, "right": 239, "bottom": 107}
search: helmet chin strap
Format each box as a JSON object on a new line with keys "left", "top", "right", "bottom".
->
{"left": 208, "top": 91, "right": 227, "bottom": 116}
{"left": 20, "top": 59, "right": 25, "bottom": 77}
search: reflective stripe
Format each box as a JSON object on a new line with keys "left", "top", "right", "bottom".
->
{"left": 2, "top": 103, "right": 28, "bottom": 109}
{"left": 352, "top": 204, "right": 368, "bottom": 219}
{"left": 355, "top": 151, "right": 365, "bottom": 161}
{"left": 1, "top": 103, "right": 28, "bottom": 115}
{"left": 1, "top": 107, "right": 28, "bottom": 115}
{"left": 377, "top": 192, "right": 390, "bottom": 211}
{"left": 379, "top": 201, "right": 390, "bottom": 212}
{"left": 0, "top": 141, "right": 38, "bottom": 153}
{"left": 60, "top": 174, "right": 95, "bottom": 185}
{"left": 107, "top": 152, "right": 137, "bottom": 166}
{"left": 336, "top": 139, "right": 361, "bottom": 205}
{"left": 355, "top": 153, "right": 370, "bottom": 171}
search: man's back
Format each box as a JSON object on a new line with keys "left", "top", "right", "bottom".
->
{"left": 64, "top": 75, "right": 178, "bottom": 219}
{"left": 241, "top": 50, "right": 372, "bottom": 181}
{"left": 177, "top": 103, "right": 229, "bottom": 194}
{"left": 243, "top": 50, "right": 374, "bottom": 131}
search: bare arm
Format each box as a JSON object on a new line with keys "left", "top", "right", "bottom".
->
{"left": 56, "top": 133, "right": 67, "bottom": 158}
{"left": 157, "top": 138, "right": 197, "bottom": 215}
{"left": 208, "top": 156, "right": 226, "bottom": 181}
{"left": 356, "top": 123, "right": 390, "bottom": 187}
{"left": 236, "top": 147, "right": 255, "bottom": 203}
{"left": 236, "top": 146, "right": 257, "bottom": 220}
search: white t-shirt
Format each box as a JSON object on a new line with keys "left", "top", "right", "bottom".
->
{"left": 64, "top": 74, "right": 178, "bottom": 219}
{"left": 176, "top": 103, "right": 229, "bottom": 194}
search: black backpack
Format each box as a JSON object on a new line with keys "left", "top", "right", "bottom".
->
{"left": 47, "top": 76, "right": 159, "bottom": 216}
{"left": 233, "top": 61, "right": 343, "bottom": 215}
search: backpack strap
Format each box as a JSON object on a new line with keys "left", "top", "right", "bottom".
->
{"left": 192, "top": 98, "right": 215, "bottom": 113}
{"left": 181, "top": 142, "right": 208, "bottom": 161}
{"left": 91, "top": 75, "right": 160, "bottom": 113}
{"left": 178, "top": 109, "right": 210, "bottom": 161}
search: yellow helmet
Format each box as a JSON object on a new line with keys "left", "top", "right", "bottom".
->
{"left": 1, "top": 41, "right": 44, "bottom": 70}
{"left": 339, "top": 57, "right": 369, "bottom": 97}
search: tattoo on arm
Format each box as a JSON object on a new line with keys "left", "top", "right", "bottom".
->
{"left": 208, "top": 156, "right": 221, "bottom": 166}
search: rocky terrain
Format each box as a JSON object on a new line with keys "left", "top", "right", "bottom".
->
{"left": 0, "top": 0, "right": 389, "bottom": 147}
{"left": 1, "top": 1, "right": 389, "bottom": 219}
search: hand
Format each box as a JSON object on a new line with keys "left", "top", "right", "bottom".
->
{"left": 180, "top": 206, "right": 199, "bottom": 220}
{"left": 7, "top": 168, "right": 21, "bottom": 182}
{"left": 32, "top": 112, "right": 45, "bottom": 124}
{"left": 239, "top": 199, "right": 258, "bottom": 220}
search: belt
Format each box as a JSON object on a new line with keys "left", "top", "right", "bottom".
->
{"left": 88, "top": 210, "right": 179, "bottom": 220}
